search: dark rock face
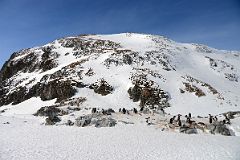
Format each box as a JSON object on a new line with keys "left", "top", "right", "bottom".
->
{"left": 39, "top": 47, "right": 58, "bottom": 72}
{"left": 0, "top": 51, "right": 38, "bottom": 82}
{"left": 123, "top": 54, "right": 133, "bottom": 65}
{"left": 0, "top": 79, "right": 77, "bottom": 106}
{"left": 0, "top": 84, "right": 41, "bottom": 106}
{"left": 40, "top": 59, "right": 57, "bottom": 72}
{"left": 128, "top": 84, "right": 141, "bottom": 102}
{"left": 91, "top": 79, "right": 113, "bottom": 96}
{"left": 0, "top": 47, "right": 63, "bottom": 106}
{"left": 39, "top": 80, "right": 77, "bottom": 102}
{"left": 128, "top": 84, "right": 170, "bottom": 109}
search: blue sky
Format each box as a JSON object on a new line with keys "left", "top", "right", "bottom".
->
{"left": 0, "top": 0, "right": 239, "bottom": 67}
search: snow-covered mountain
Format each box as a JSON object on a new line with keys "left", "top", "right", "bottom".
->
{"left": 1, "top": 33, "right": 240, "bottom": 160}
{"left": 1, "top": 33, "right": 239, "bottom": 116}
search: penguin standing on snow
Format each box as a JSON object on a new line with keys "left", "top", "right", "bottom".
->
{"left": 122, "top": 108, "right": 126, "bottom": 114}
{"left": 188, "top": 113, "right": 192, "bottom": 118}
{"left": 209, "top": 114, "right": 213, "bottom": 124}
{"left": 133, "top": 108, "right": 138, "bottom": 114}
{"left": 177, "top": 114, "right": 182, "bottom": 126}
{"left": 214, "top": 116, "right": 218, "bottom": 122}
{"left": 169, "top": 116, "right": 176, "bottom": 124}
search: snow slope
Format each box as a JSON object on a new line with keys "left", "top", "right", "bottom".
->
{"left": 1, "top": 33, "right": 239, "bottom": 117}
{"left": 0, "top": 116, "right": 240, "bottom": 160}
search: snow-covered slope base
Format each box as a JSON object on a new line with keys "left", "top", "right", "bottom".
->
{"left": 1, "top": 116, "right": 240, "bottom": 160}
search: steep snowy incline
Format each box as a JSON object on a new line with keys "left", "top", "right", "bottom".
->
{"left": 0, "top": 33, "right": 239, "bottom": 117}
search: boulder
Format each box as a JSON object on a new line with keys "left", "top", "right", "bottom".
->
{"left": 34, "top": 106, "right": 67, "bottom": 117}
{"left": 128, "top": 84, "right": 141, "bottom": 102}
{"left": 208, "top": 122, "right": 233, "bottom": 136}
{"left": 75, "top": 115, "right": 93, "bottom": 127}
{"left": 180, "top": 125, "right": 198, "bottom": 134}
{"left": 95, "top": 118, "right": 117, "bottom": 127}
{"left": 45, "top": 116, "right": 61, "bottom": 125}
{"left": 75, "top": 114, "right": 117, "bottom": 128}
{"left": 92, "top": 79, "right": 113, "bottom": 96}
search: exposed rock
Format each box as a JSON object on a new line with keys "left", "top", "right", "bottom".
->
{"left": 208, "top": 122, "right": 233, "bottom": 136}
{"left": 128, "top": 83, "right": 170, "bottom": 110}
{"left": 40, "top": 59, "right": 57, "bottom": 72}
{"left": 223, "top": 111, "right": 240, "bottom": 119}
{"left": 123, "top": 54, "right": 133, "bottom": 65}
{"left": 34, "top": 106, "right": 67, "bottom": 117}
{"left": 58, "top": 97, "right": 86, "bottom": 107}
{"left": 95, "top": 118, "right": 117, "bottom": 128}
{"left": 92, "top": 79, "right": 113, "bottom": 96}
{"left": 75, "top": 113, "right": 117, "bottom": 128}
{"left": 45, "top": 116, "right": 61, "bottom": 125}
{"left": 128, "top": 84, "right": 142, "bottom": 102}
{"left": 183, "top": 82, "right": 205, "bottom": 97}
{"left": 66, "top": 120, "right": 74, "bottom": 126}
{"left": 75, "top": 115, "right": 93, "bottom": 127}
{"left": 0, "top": 51, "right": 38, "bottom": 82}
{"left": 180, "top": 125, "right": 198, "bottom": 134}
{"left": 39, "top": 80, "right": 77, "bottom": 101}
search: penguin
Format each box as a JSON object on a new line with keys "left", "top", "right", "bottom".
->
{"left": 178, "top": 119, "right": 182, "bottom": 127}
{"left": 146, "top": 117, "right": 150, "bottom": 124}
{"left": 209, "top": 114, "right": 213, "bottom": 124}
{"left": 214, "top": 116, "right": 218, "bottom": 122}
{"left": 169, "top": 116, "right": 176, "bottom": 124}
{"left": 122, "top": 108, "right": 126, "bottom": 114}
{"left": 133, "top": 108, "right": 138, "bottom": 114}
{"left": 177, "top": 114, "right": 182, "bottom": 121}
{"left": 177, "top": 114, "right": 182, "bottom": 126}
{"left": 169, "top": 117, "right": 174, "bottom": 124}
{"left": 188, "top": 113, "right": 192, "bottom": 118}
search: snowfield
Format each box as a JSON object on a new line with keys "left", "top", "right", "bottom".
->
{"left": 1, "top": 116, "right": 240, "bottom": 160}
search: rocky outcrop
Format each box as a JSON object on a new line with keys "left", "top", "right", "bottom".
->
{"left": 0, "top": 79, "right": 77, "bottom": 106}
{"left": 90, "top": 79, "right": 113, "bottom": 96}
{"left": 128, "top": 83, "right": 170, "bottom": 109}
{"left": 128, "top": 84, "right": 141, "bottom": 102}
{"left": 39, "top": 80, "right": 77, "bottom": 102}
{"left": 34, "top": 105, "right": 67, "bottom": 125}
{"left": 75, "top": 113, "right": 117, "bottom": 127}
{"left": 45, "top": 116, "right": 61, "bottom": 125}
{"left": 180, "top": 125, "right": 198, "bottom": 134}
{"left": 183, "top": 82, "right": 206, "bottom": 97}
{"left": 34, "top": 105, "right": 67, "bottom": 117}
{"left": 207, "top": 122, "right": 233, "bottom": 136}
{"left": 0, "top": 51, "right": 38, "bottom": 83}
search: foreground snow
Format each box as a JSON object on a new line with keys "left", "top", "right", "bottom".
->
{"left": 0, "top": 116, "right": 240, "bottom": 160}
